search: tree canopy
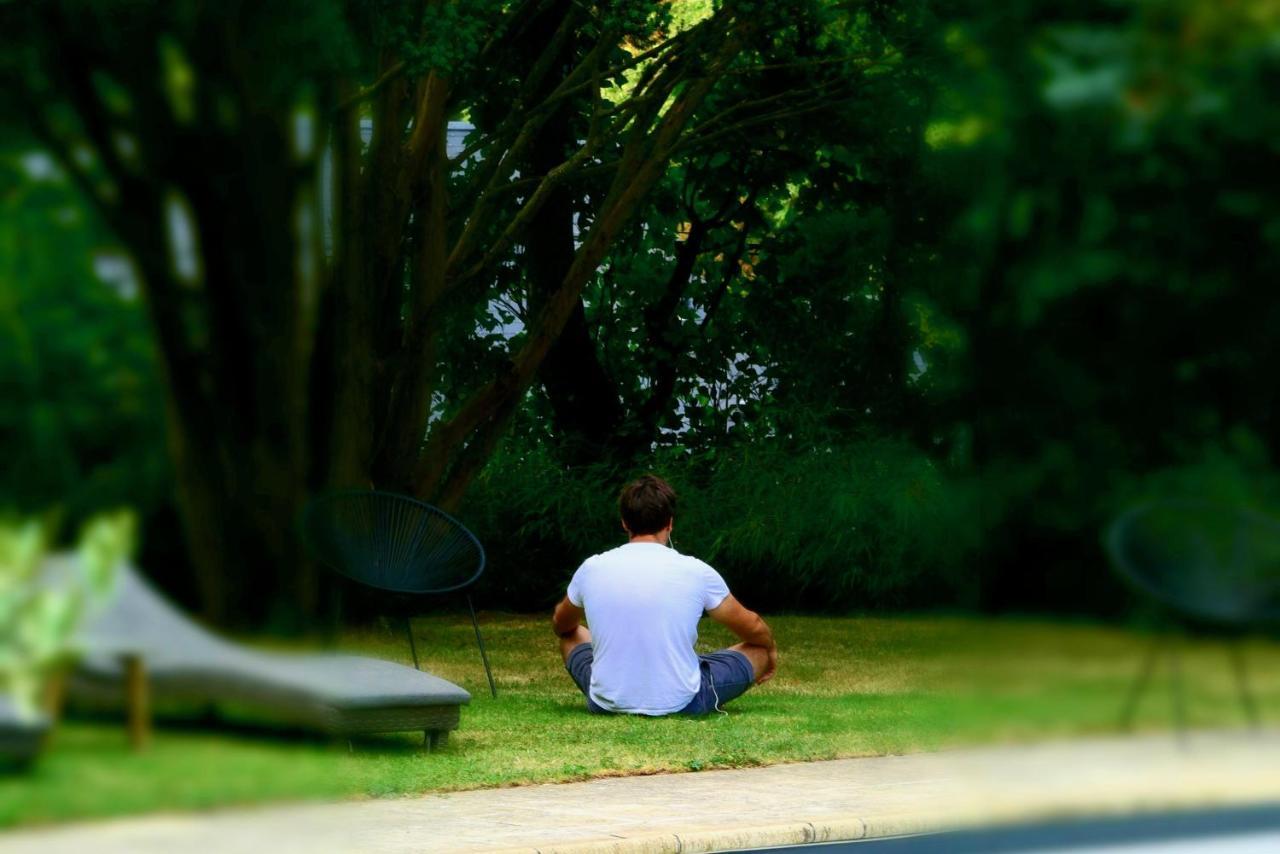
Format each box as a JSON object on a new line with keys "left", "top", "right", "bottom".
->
{"left": 2, "top": 0, "right": 919, "bottom": 624}
{"left": 2, "top": 0, "right": 1276, "bottom": 622}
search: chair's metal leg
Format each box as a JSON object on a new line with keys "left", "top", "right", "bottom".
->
{"left": 1227, "top": 639, "right": 1260, "bottom": 731}
{"left": 467, "top": 594, "right": 497, "bottom": 698}
{"left": 1120, "top": 632, "right": 1161, "bottom": 730}
{"left": 1169, "top": 631, "right": 1187, "bottom": 745}
{"left": 405, "top": 615, "right": 420, "bottom": 671}
{"left": 321, "top": 579, "right": 343, "bottom": 650}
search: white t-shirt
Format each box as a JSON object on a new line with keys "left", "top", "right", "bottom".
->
{"left": 567, "top": 542, "right": 731, "bottom": 715}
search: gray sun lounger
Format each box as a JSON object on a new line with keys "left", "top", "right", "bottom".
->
{"left": 45, "top": 555, "right": 469, "bottom": 745}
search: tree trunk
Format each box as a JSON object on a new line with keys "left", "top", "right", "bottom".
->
{"left": 524, "top": 66, "right": 627, "bottom": 466}
{"left": 159, "top": 117, "right": 319, "bottom": 627}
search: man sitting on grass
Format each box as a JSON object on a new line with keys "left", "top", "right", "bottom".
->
{"left": 552, "top": 474, "right": 777, "bottom": 715}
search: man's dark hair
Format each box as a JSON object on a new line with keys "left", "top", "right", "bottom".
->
{"left": 619, "top": 474, "right": 677, "bottom": 536}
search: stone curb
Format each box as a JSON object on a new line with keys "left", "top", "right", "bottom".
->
{"left": 479, "top": 813, "right": 939, "bottom": 854}
{"left": 476, "top": 788, "right": 1280, "bottom": 854}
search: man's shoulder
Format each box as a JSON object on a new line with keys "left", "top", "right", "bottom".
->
{"left": 580, "top": 545, "right": 720, "bottom": 574}
{"left": 574, "top": 546, "right": 622, "bottom": 575}
{"left": 580, "top": 545, "right": 621, "bottom": 565}
{"left": 671, "top": 550, "right": 719, "bottom": 575}
{"left": 579, "top": 545, "right": 631, "bottom": 571}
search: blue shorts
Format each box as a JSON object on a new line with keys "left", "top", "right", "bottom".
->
{"left": 565, "top": 643, "right": 755, "bottom": 715}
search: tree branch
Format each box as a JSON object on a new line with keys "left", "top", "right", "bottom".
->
{"left": 720, "top": 48, "right": 902, "bottom": 77}
{"left": 25, "top": 104, "right": 119, "bottom": 219}
{"left": 333, "top": 60, "right": 405, "bottom": 114}
{"left": 373, "top": 71, "right": 451, "bottom": 481}
{"left": 434, "top": 390, "right": 525, "bottom": 510}
{"left": 676, "top": 92, "right": 863, "bottom": 155}
{"left": 414, "top": 17, "right": 752, "bottom": 496}
{"left": 445, "top": 33, "right": 609, "bottom": 276}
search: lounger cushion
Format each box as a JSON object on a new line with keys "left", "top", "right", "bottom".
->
{"left": 42, "top": 555, "right": 470, "bottom": 734}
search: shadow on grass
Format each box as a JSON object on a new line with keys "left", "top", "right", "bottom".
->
{"left": 544, "top": 695, "right": 767, "bottom": 721}
{"left": 62, "top": 705, "right": 429, "bottom": 753}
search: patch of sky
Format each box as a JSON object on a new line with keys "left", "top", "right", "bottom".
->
{"left": 910, "top": 349, "right": 928, "bottom": 382}
{"left": 164, "top": 191, "right": 201, "bottom": 285}
{"left": 293, "top": 107, "right": 315, "bottom": 160}
{"left": 19, "top": 151, "right": 59, "bottom": 181}
{"left": 93, "top": 253, "right": 139, "bottom": 300}
{"left": 1038, "top": 27, "right": 1132, "bottom": 109}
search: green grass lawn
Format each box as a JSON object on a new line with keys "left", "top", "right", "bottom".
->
{"left": 4, "top": 613, "right": 1279, "bottom": 828}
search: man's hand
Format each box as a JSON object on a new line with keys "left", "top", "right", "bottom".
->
{"left": 756, "top": 645, "right": 778, "bottom": 685}
{"left": 553, "top": 595, "right": 591, "bottom": 665}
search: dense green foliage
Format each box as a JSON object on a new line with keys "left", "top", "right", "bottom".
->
{"left": 2, "top": 0, "right": 919, "bottom": 625}
{"left": 927, "top": 0, "right": 1280, "bottom": 611}
{"left": 468, "top": 0, "right": 1280, "bottom": 614}
{"left": 0, "top": 151, "right": 166, "bottom": 524}
{"left": 5, "top": 613, "right": 1279, "bottom": 826}
{"left": 464, "top": 439, "right": 981, "bottom": 611}
{"left": 1, "top": 0, "right": 1277, "bottom": 617}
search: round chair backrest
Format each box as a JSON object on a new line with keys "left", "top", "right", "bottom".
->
{"left": 1105, "top": 500, "right": 1280, "bottom": 625}
{"left": 300, "top": 490, "right": 485, "bottom": 595}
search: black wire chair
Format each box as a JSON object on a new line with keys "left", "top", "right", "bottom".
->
{"left": 300, "top": 490, "right": 496, "bottom": 697}
{"left": 1104, "top": 499, "right": 1280, "bottom": 735}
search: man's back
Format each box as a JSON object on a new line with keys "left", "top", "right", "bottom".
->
{"left": 568, "top": 542, "right": 728, "bottom": 715}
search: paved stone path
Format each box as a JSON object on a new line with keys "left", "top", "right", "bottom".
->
{"left": 3, "top": 730, "right": 1279, "bottom": 853}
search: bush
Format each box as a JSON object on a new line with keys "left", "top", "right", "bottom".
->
{"left": 0, "top": 511, "right": 134, "bottom": 720}
{"left": 1106, "top": 429, "right": 1280, "bottom": 518}
{"left": 460, "top": 437, "right": 981, "bottom": 613}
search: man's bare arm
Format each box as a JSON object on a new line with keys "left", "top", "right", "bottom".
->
{"left": 552, "top": 595, "right": 585, "bottom": 638}
{"left": 707, "top": 594, "right": 777, "bottom": 684}
{"left": 707, "top": 594, "right": 774, "bottom": 647}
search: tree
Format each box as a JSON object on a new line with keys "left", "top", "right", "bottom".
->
{"left": 1, "top": 0, "right": 891, "bottom": 625}
{"left": 520, "top": 0, "right": 941, "bottom": 463}
{"left": 915, "top": 0, "right": 1280, "bottom": 612}
{"left": 470, "top": 0, "right": 1280, "bottom": 618}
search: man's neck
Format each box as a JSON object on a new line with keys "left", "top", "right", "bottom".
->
{"left": 629, "top": 533, "right": 669, "bottom": 546}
